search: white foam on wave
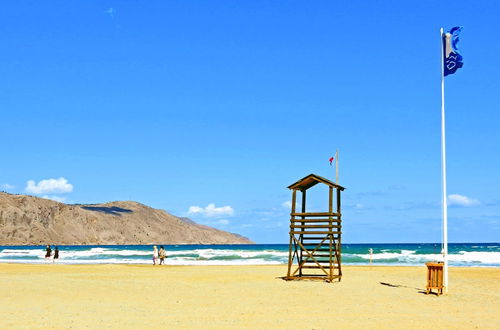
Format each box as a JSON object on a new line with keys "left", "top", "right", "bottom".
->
{"left": 0, "top": 247, "right": 288, "bottom": 264}
{"left": 0, "top": 248, "right": 286, "bottom": 258}
{"left": 64, "top": 248, "right": 151, "bottom": 257}
{"left": 0, "top": 257, "right": 282, "bottom": 266}
{"left": 191, "top": 249, "right": 287, "bottom": 259}
{"left": 356, "top": 250, "right": 419, "bottom": 260}
{"left": 346, "top": 250, "right": 500, "bottom": 265}
{"left": 166, "top": 257, "right": 282, "bottom": 266}
{"left": 448, "top": 251, "right": 500, "bottom": 264}
{"left": 0, "top": 249, "right": 45, "bottom": 257}
{"left": 0, "top": 248, "right": 152, "bottom": 259}
{"left": 1, "top": 247, "right": 499, "bottom": 266}
{"left": 164, "top": 249, "right": 287, "bottom": 259}
{"left": 0, "top": 258, "right": 151, "bottom": 265}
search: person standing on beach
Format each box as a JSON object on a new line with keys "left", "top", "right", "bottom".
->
{"left": 153, "top": 245, "right": 159, "bottom": 265}
{"left": 53, "top": 247, "right": 59, "bottom": 263}
{"left": 45, "top": 245, "right": 52, "bottom": 259}
{"left": 158, "top": 246, "right": 166, "bottom": 265}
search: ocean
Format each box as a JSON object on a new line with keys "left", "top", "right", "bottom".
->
{"left": 0, "top": 243, "right": 498, "bottom": 267}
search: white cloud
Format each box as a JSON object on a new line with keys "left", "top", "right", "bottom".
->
{"left": 1, "top": 183, "right": 15, "bottom": 190}
{"left": 448, "top": 194, "right": 480, "bottom": 207}
{"left": 187, "top": 203, "right": 234, "bottom": 218}
{"left": 26, "top": 177, "right": 73, "bottom": 194}
{"left": 41, "top": 195, "right": 67, "bottom": 203}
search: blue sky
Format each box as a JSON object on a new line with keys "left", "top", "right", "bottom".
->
{"left": 1, "top": 1, "right": 499, "bottom": 243}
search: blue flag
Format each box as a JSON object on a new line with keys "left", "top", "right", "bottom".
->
{"left": 442, "top": 27, "right": 463, "bottom": 76}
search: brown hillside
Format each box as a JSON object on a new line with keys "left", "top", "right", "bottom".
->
{"left": 0, "top": 193, "right": 252, "bottom": 245}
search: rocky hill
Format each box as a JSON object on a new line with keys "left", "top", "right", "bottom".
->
{"left": 0, "top": 193, "right": 252, "bottom": 245}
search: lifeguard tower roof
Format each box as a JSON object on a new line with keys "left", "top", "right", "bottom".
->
{"left": 287, "top": 173, "right": 345, "bottom": 191}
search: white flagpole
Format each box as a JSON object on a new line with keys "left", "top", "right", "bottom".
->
{"left": 335, "top": 150, "right": 339, "bottom": 184}
{"left": 440, "top": 27, "right": 449, "bottom": 293}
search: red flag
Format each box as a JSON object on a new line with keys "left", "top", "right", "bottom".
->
{"left": 329, "top": 156, "right": 334, "bottom": 165}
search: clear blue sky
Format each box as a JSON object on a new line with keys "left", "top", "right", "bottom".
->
{"left": 1, "top": 1, "right": 499, "bottom": 243}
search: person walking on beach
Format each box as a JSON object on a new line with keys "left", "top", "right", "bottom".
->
{"left": 53, "top": 247, "right": 59, "bottom": 263}
{"left": 152, "top": 245, "right": 159, "bottom": 265}
{"left": 158, "top": 246, "right": 166, "bottom": 265}
{"left": 45, "top": 245, "right": 52, "bottom": 259}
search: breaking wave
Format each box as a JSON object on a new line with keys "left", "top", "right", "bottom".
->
{"left": 0, "top": 244, "right": 498, "bottom": 266}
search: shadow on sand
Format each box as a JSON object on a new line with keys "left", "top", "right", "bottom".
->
{"left": 379, "top": 282, "right": 429, "bottom": 295}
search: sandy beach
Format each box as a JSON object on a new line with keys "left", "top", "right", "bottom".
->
{"left": 0, "top": 264, "right": 498, "bottom": 329}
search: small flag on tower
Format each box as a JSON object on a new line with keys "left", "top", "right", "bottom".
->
{"left": 442, "top": 27, "right": 463, "bottom": 76}
{"left": 329, "top": 156, "right": 334, "bottom": 166}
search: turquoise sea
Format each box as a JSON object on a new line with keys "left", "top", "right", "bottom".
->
{"left": 0, "top": 243, "right": 498, "bottom": 267}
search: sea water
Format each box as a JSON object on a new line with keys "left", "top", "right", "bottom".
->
{"left": 0, "top": 243, "right": 499, "bottom": 267}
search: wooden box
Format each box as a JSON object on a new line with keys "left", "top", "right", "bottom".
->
{"left": 425, "top": 262, "right": 444, "bottom": 295}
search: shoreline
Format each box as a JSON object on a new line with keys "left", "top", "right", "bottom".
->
{"left": 1, "top": 264, "right": 499, "bottom": 329}
{"left": 0, "top": 262, "right": 499, "bottom": 268}
{"left": 2, "top": 243, "right": 498, "bottom": 267}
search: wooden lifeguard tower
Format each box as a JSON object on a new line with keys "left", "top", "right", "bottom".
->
{"left": 285, "top": 174, "right": 345, "bottom": 282}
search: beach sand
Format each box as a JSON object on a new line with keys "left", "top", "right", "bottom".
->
{"left": 0, "top": 264, "right": 498, "bottom": 329}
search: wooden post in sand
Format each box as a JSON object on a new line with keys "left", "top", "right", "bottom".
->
{"left": 285, "top": 174, "right": 345, "bottom": 283}
{"left": 286, "top": 190, "right": 297, "bottom": 279}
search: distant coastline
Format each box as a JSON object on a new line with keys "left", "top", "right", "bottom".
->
{"left": 0, "top": 192, "right": 252, "bottom": 245}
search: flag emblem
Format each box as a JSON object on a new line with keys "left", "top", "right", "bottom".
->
{"left": 329, "top": 156, "right": 334, "bottom": 165}
{"left": 442, "top": 27, "right": 463, "bottom": 76}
